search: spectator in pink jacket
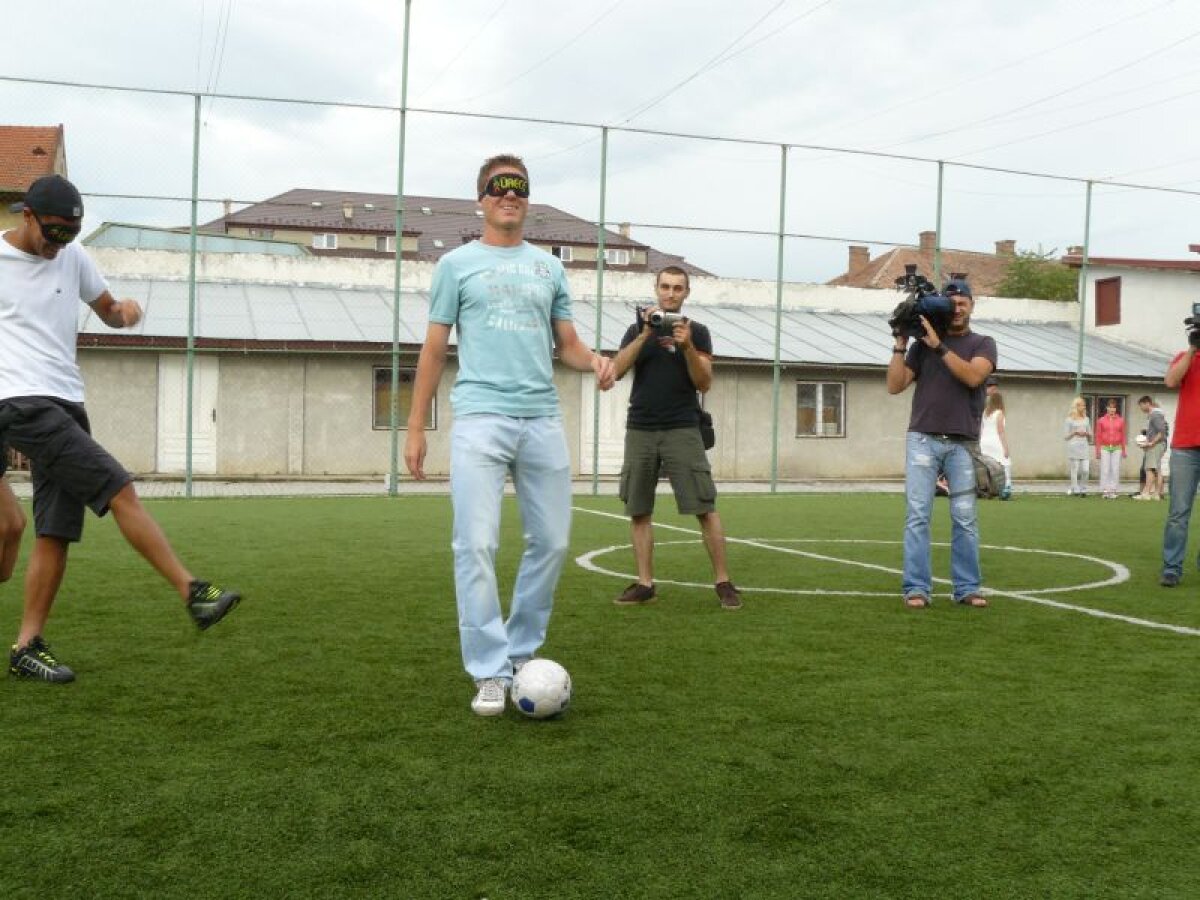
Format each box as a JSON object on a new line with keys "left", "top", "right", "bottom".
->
{"left": 1095, "top": 399, "right": 1127, "bottom": 499}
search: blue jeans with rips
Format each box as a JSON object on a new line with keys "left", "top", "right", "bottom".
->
{"left": 450, "top": 414, "right": 572, "bottom": 682}
{"left": 1162, "top": 447, "right": 1200, "bottom": 580}
{"left": 903, "top": 432, "right": 982, "bottom": 602}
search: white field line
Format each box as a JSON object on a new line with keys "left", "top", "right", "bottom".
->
{"left": 572, "top": 505, "right": 1200, "bottom": 638}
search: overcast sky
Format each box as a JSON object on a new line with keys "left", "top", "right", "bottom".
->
{"left": 4, "top": 0, "right": 1199, "bottom": 282}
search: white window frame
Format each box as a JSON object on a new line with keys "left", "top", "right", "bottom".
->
{"left": 604, "top": 248, "right": 630, "bottom": 266}
{"left": 312, "top": 233, "right": 338, "bottom": 250}
{"left": 553, "top": 245, "right": 574, "bottom": 262}
{"left": 796, "top": 380, "right": 846, "bottom": 438}
{"left": 373, "top": 367, "right": 436, "bottom": 431}
{"left": 375, "top": 235, "right": 397, "bottom": 253}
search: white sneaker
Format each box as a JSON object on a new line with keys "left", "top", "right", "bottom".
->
{"left": 471, "top": 678, "right": 506, "bottom": 716}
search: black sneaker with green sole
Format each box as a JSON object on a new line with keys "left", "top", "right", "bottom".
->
{"left": 10, "top": 636, "right": 76, "bottom": 683}
{"left": 188, "top": 581, "right": 242, "bottom": 631}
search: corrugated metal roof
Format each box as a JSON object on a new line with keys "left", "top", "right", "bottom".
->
{"left": 85, "top": 223, "right": 308, "bottom": 256}
{"left": 84, "top": 278, "right": 1167, "bottom": 379}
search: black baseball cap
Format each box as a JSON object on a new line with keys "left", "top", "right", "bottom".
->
{"left": 8, "top": 174, "right": 84, "bottom": 218}
{"left": 943, "top": 277, "right": 973, "bottom": 298}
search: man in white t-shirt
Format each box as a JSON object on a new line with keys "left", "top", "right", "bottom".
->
{"left": 0, "top": 175, "right": 243, "bottom": 683}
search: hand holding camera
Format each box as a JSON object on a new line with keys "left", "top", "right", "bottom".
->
{"left": 638, "top": 307, "right": 689, "bottom": 353}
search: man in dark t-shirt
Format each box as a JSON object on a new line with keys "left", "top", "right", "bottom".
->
{"left": 611, "top": 266, "right": 741, "bottom": 610}
{"left": 886, "top": 277, "right": 998, "bottom": 609}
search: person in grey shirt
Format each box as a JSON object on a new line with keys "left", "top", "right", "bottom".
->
{"left": 1135, "top": 395, "right": 1168, "bottom": 501}
{"left": 886, "top": 278, "right": 997, "bottom": 609}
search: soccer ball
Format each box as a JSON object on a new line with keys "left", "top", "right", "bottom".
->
{"left": 511, "top": 659, "right": 572, "bottom": 719}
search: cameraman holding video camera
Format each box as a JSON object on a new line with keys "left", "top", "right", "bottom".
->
{"left": 1157, "top": 305, "right": 1200, "bottom": 587}
{"left": 611, "top": 266, "right": 741, "bottom": 610}
{"left": 886, "top": 275, "right": 997, "bottom": 609}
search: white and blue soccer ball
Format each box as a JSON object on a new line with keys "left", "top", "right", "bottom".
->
{"left": 511, "top": 659, "right": 572, "bottom": 719}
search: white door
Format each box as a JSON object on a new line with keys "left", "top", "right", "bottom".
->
{"left": 156, "top": 354, "right": 219, "bottom": 474}
{"left": 579, "top": 373, "right": 630, "bottom": 475}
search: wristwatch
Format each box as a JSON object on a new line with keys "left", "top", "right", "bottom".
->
{"left": 933, "top": 343, "right": 949, "bottom": 357}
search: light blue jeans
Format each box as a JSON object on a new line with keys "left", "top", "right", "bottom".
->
{"left": 450, "top": 414, "right": 571, "bottom": 682}
{"left": 1162, "top": 447, "right": 1200, "bottom": 579}
{"left": 903, "top": 432, "right": 982, "bottom": 602}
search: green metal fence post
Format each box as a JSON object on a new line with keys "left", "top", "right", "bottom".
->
{"left": 933, "top": 160, "right": 944, "bottom": 287}
{"left": 769, "top": 144, "right": 788, "bottom": 492}
{"left": 388, "top": 0, "right": 413, "bottom": 496}
{"left": 591, "top": 127, "right": 609, "bottom": 496}
{"left": 1074, "top": 180, "right": 1093, "bottom": 397}
{"left": 185, "top": 93, "right": 201, "bottom": 498}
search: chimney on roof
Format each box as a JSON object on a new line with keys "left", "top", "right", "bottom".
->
{"left": 619, "top": 222, "right": 631, "bottom": 238}
{"left": 995, "top": 239, "right": 1016, "bottom": 256}
{"left": 848, "top": 245, "right": 870, "bottom": 274}
{"left": 342, "top": 202, "right": 353, "bottom": 221}
{"left": 918, "top": 231, "right": 937, "bottom": 251}
{"left": 222, "top": 198, "right": 232, "bottom": 217}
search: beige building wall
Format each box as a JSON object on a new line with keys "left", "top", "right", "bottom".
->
{"left": 69, "top": 348, "right": 1164, "bottom": 482}
{"left": 78, "top": 350, "right": 159, "bottom": 472}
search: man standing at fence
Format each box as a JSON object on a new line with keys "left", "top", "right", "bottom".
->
{"left": 0, "top": 175, "right": 242, "bottom": 683}
{"left": 610, "top": 266, "right": 741, "bottom": 611}
{"left": 404, "top": 154, "right": 615, "bottom": 716}
{"left": 1160, "top": 348, "right": 1200, "bottom": 586}
{"left": 887, "top": 277, "right": 997, "bottom": 608}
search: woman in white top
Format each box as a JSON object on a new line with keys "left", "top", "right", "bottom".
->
{"left": 1064, "top": 396, "right": 1092, "bottom": 496}
{"left": 980, "top": 390, "right": 1011, "bottom": 493}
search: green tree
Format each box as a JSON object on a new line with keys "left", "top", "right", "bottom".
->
{"left": 996, "top": 247, "right": 1078, "bottom": 301}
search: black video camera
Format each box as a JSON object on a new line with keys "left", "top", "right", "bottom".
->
{"left": 888, "top": 264, "right": 954, "bottom": 339}
{"left": 1185, "top": 302, "right": 1200, "bottom": 349}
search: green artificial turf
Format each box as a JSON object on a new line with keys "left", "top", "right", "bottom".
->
{"left": 2, "top": 492, "right": 1198, "bottom": 898}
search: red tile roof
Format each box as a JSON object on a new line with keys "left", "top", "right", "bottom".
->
{"left": 206, "top": 188, "right": 711, "bottom": 276}
{"left": 827, "top": 233, "right": 1019, "bottom": 296}
{"left": 0, "top": 125, "right": 64, "bottom": 191}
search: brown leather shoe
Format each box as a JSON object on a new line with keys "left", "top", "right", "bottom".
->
{"left": 715, "top": 581, "right": 742, "bottom": 610}
{"left": 614, "top": 582, "right": 656, "bottom": 605}
{"left": 957, "top": 593, "right": 988, "bottom": 608}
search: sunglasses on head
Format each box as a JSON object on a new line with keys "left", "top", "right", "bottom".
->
{"left": 480, "top": 172, "right": 529, "bottom": 199}
{"left": 32, "top": 211, "right": 81, "bottom": 245}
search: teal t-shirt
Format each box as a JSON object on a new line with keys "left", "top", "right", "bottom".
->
{"left": 428, "top": 240, "right": 572, "bottom": 417}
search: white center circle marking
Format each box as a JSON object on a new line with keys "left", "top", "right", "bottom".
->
{"left": 576, "top": 538, "right": 1128, "bottom": 598}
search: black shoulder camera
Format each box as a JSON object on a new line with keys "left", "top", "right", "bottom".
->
{"left": 888, "top": 264, "right": 954, "bottom": 338}
{"left": 1185, "top": 302, "right": 1200, "bottom": 349}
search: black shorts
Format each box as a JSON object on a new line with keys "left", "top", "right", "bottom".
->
{"left": 0, "top": 397, "right": 133, "bottom": 542}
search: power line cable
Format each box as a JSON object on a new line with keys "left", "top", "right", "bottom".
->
{"left": 637, "top": 0, "right": 839, "bottom": 96}
{"left": 204, "top": 0, "right": 235, "bottom": 123}
{"left": 813, "top": 0, "right": 1177, "bottom": 141}
{"left": 411, "top": 0, "right": 509, "bottom": 102}
{"left": 533, "top": 0, "right": 817, "bottom": 161}
{"left": 615, "top": 0, "right": 795, "bottom": 125}
{"left": 876, "top": 25, "right": 1200, "bottom": 152}
{"left": 444, "top": 0, "right": 627, "bottom": 105}
{"left": 947, "top": 83, "right": 1200, "bottom": 161}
